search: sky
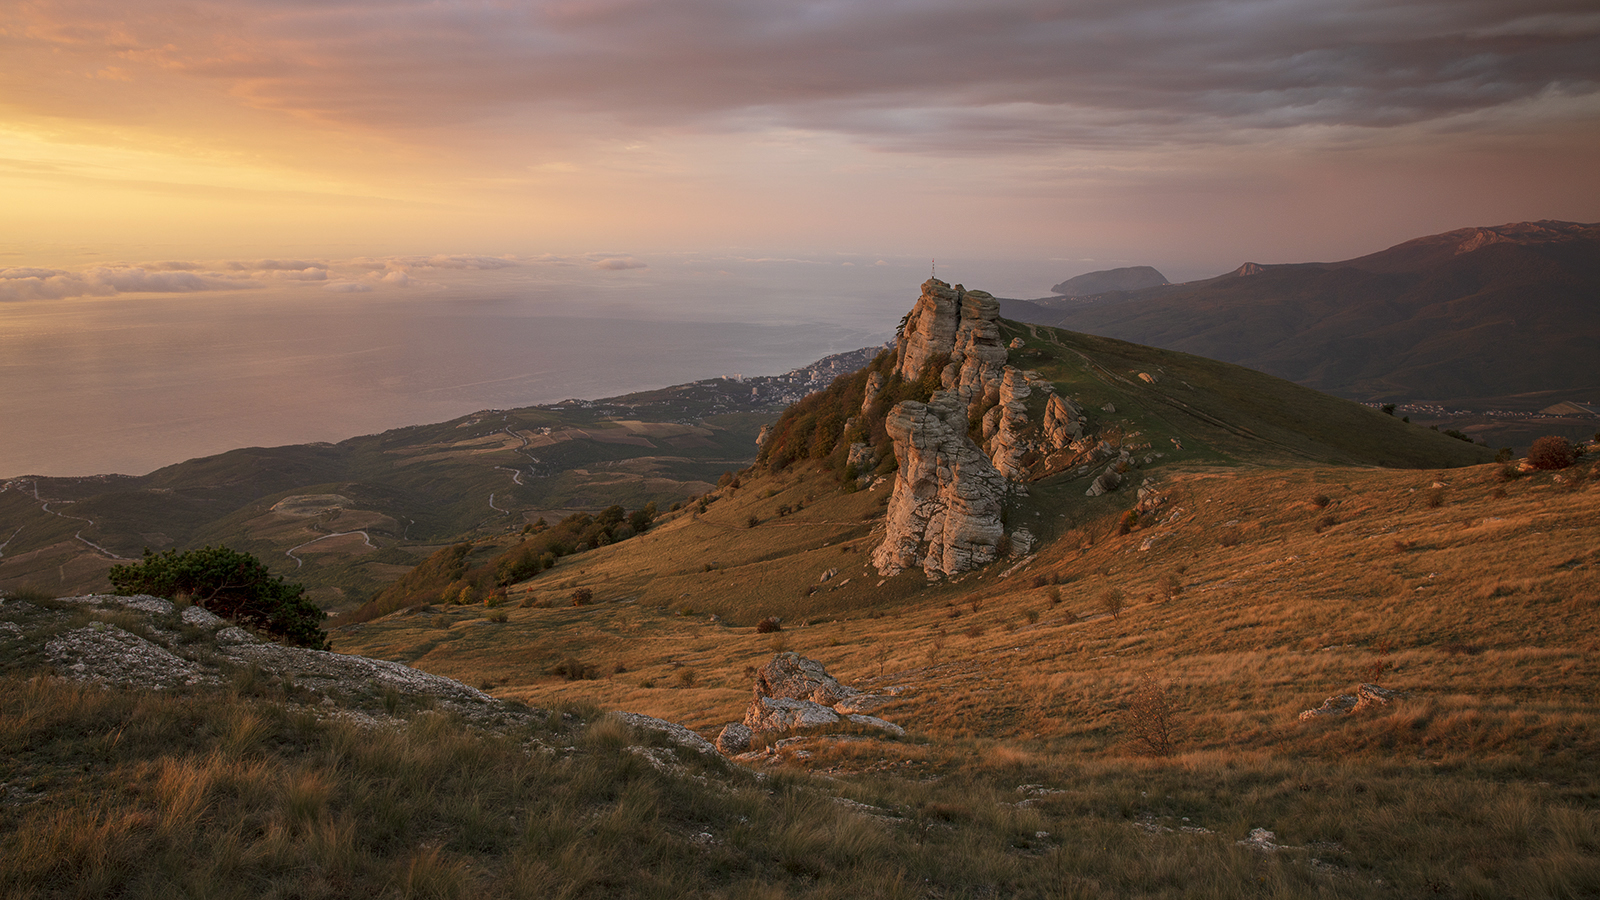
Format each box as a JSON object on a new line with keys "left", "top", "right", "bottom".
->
{"left": 3, "top": 0, "right": 1598, "bottom": 280}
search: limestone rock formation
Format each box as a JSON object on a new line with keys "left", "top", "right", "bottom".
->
{"left": 861, "top": 372, "right": 885, "bottom": 414}
{"left": 871, "top": 392, "right": 1007, "bottom": 577}
{"left": 1297, "top": 683, "right": 1401, "bottom": 722}
{"left": 894, "top": 279, "right": 1007, "bottom": 400}
{"left": 729, "top": 653, "right": 899, "bottom": 745}
{"left": 985, "top": 366, "right": 1033, "bottom": 480}
{"left": 1042, "top": 394, "right": 1085, "bottom": 449}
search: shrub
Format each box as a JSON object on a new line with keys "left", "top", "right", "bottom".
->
{"left": 1528, "top": 436, "right": 1577, "bottom": 470}
{"left": 570, "top": 587, "right": 594, "bottom": 606}
{"left": 1125, "top": 677, "right": 1178, "bottom": 756}
{"left": 1099, "top": 587, "right": 1126, "bottom": 619}
{"left": 1312, "top": 494, "right": 1331, "bottom": 508}
{"left": 548, "top": 657, "right": 591, "bottom": 680}
{"left": 755, "top": 616, "right": 783, "bottom": 633}
{"left": 746, "top": 515, "right": 762, "bottom": 528}
{"left": 108, "top": 546, "right": 326, "bottom": 648}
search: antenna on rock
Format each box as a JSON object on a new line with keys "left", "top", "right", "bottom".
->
{"left": 931, "top": 258, "right": 936, "bottom": 279}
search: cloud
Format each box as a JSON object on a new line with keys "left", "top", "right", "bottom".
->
{"left": 0, "top": 265, "right": 252, "bottom": 302}
{"left": 323, "top": 281, "right": 373, "bottom": 292}
{"left": 592, "top": 257, "right": 648, "bottom": 270}
{"left": 12, "top": 0, "right": 1588, "bottom": 156}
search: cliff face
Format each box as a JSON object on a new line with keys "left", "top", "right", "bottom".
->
{"left": 869, "top": 391, "right": 1006, "bottom": 577}
{"left": 873, "top": 279, "right": 1137, "bottom": 578}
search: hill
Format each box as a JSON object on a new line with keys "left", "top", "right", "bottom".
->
{"left": 1049, "top": 265, "right": 1169, "bottom": 297}
{"left": 6, "top": 284, "right": 1597, "bottom": 896}
{"left": 324, "top": 294, "right": 1596, "bottom": 896}
{"left": 999, "top": 221, "right": 1600, "bottom": 450}
{"left": 0, "top": 348, "right": 879, "bottom": 610}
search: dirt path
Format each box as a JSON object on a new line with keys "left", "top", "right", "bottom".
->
{"left": 285, "top": 531, "right": 377, "bottom": 569}
{"left": 28, "top": 480, "right": 133, "bottom": 560}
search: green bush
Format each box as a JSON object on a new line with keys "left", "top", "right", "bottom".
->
{"left": 108, "top": 546, "right": 327, "bottom": 648}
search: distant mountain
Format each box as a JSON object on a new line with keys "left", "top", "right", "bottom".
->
{"left": 1050, "top": 265, "right": 1169, "bottom": 297}
{"left": 1000, "top": 221, "right": 1600, "bottom": 417}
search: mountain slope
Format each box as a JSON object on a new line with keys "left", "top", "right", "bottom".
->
{"left": 999, "top": 221, "right": 1600, "bottom": 410}
{"left": 0, "top": 349, "right": 879, "bottom": 607}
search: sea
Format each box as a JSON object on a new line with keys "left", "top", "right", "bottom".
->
{"left": 0, "top": 255, "right": 1063, "bottom": 478}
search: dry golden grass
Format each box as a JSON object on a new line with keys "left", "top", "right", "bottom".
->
{"left": 337, "top": 459, "right": 1600, "bottom": 768}
{"left": 314, "top": 456, "right": 1600, "bottom": 896}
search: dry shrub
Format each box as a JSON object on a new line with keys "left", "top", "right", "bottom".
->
{"left": 755, "top": 616, "right": 783, "bottom": 633}
{"left": 1099, "top": 587, "right": 1126, "bottom": 619}
{"left": 1159, "top": 573, "right": 1183, "bottom": 601}
{"left": 548, "top": 657, "right": 591, "bottom": 680}
{"left": 1125, "top": 677, "right": 1177, "bottom": 757}
{"left": 1315, "top": 513, "right": 1338, "bottom": 533}
{"left": 1217, "top": 526, "right": 1243, "bottom": 548}
{"left": 1528, "top": 435, "right": 1576, "bottom": 470}
{"left": 1312, "top": 494, "right": 1332, "bottom": 508}
{"left": 570, "top": 588, "right": 593, "bottom": 606}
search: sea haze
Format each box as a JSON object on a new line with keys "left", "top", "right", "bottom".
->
{"left": 1, "top": 257, "right": 922, "bottom": 478}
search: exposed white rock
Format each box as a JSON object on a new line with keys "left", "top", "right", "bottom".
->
{"left": 614, "top": 712, "right": 720, "bottom": 756}
{"left": 871, "top": 391, "right": 1007, "bottom": 577}
{"left": 745, "top": 696, "right": 841, "bottom": 731}
{"left": 986, "top": 366, "right": 1033, "bottom": 479}
{"left": 1042, "top": 395, "right": 1085, "bottom": 449}
{"left": 46, "top": 624, "right": 222, "bottom": 690}
{"left": 716, "top": 722, "right": 753, "bottom": 754}
{"left": 181, "top": 605, "right": 226, "bottom": 629}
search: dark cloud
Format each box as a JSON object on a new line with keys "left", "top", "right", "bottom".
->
{"left": 53, "top": 0, "right": 1587, "bottom": 152}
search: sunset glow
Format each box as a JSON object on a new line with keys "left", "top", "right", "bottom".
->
{"left": 4, "top": 0, "right": 1596, "bottom": 270}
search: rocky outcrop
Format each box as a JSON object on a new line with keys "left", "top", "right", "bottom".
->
{"left": 1042, "top": 394, "right": 1085, "bottom": 449}
{"left": 723, "top": 654, "right": 900, "bottom": 750}
{"left": 985, "top": 367, "right": 1033, "bottom": 480}
{"left": 871, "top": 392, "right": 1007, "bottom": 577}
{"left": 1297, "top": 683, "right": 1401, "bottom": 722}
{"left": 861, "top": 371, "right": 885, "bottom": 414}
{"left": 894, "top": 279, "right": 1007, "bottom": 400}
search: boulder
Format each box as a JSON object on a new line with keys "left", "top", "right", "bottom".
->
{"left": 716, "top": 722, "right": 753, "bottom": 754}
{"left": 738, "top": 653, "right": 898, "bottom": 741}
{"left": 861, "top": 372, "right": 885, "bottom": 415}
{"left": 1086, "top": 467, "right": 1123, "bottom": 497}
{"left": 745, "top": 696, "right": 841, "bottom": 731}
{"left": 1042, "top": 394, "right": 1085, "bottom": 449}
{"left": 1298, "top": 683, "right": 1402, "bottom": 722}
{"left": 754, "top": 652, "right": 857, "bottom": 707}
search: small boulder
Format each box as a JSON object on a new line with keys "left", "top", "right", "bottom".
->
{"left": 716, "top": 722, "right": 753, "bottom": 754}
{"left": 181, "top": 605, "right": 226, "bottom": 629}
